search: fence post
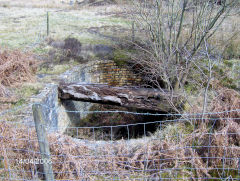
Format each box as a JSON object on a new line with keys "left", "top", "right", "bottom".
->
{"left": 32, "top": 104, "right": 54, "bottom": 181}
{"left": 238, "top": 157, "right": 240, "bottom": 181}
{"left": 47, "top": 12, "right": 49, "bottom": 36}
{"left": 132, "top": 21, "right": 135, "bottom": 42}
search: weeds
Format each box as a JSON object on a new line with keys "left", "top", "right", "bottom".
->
{"left": 0, "top": 49, "right": 37, "bottom": 99}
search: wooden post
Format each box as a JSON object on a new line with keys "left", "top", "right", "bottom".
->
{"left": 47, "top": 12, "right": 49, "bottom": 36}
{"left": 32, "top": 104, "right": 54, "bottom": 181}
{"left": 132, "top": 21, "right": 135, "bottom": 42}
{"left": 238, "top": 157, "right": 240, "bottom": 181}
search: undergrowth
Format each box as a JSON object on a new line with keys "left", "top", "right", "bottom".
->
{"left": 0, "top": 88, "right": 239, "bottom": 180}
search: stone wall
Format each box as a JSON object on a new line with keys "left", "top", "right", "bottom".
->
{"left": 30, "top": 84, "right": 58, "bottom": 133}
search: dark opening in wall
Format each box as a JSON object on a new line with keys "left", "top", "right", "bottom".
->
{"left": 64, "top": 104, "right": 168, "bottom": 141}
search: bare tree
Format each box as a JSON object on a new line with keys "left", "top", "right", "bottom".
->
{"left": 128, "top": 0, "right": 239, "bottom": 112}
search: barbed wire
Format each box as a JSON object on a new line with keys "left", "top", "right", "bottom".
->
{"left": 2, "top": 102, "right": 239, "bottom": 116}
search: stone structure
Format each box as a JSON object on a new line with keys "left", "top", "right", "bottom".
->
{"left": 30, "top": 84, "right": 58, "bottom": 132}
{"left": 59, "top": 60, "right": 142, "bottom": 86}
{"left": 32, "top": 60, "right": 142, "bottom": 133}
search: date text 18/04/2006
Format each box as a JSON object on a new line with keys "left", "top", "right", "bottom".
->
{"left": 16, "top": 158, "right": 52, "bottom": 165}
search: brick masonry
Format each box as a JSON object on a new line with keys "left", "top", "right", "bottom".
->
{"left": 90, "top": 60, "right": 142, "bottom": 86}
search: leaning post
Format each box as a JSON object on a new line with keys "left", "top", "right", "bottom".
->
{"left": 47, "top": 11, "right": 49, "bottom": 36}
{"left": 132, "top": 21, "right": 135, "bottom": 42}
{"left": 32, "top": 103, "right": 54, "bottom": 181}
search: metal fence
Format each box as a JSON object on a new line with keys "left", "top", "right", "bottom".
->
{"left": 0, "top": 103, "right": 239, "bottom": 180}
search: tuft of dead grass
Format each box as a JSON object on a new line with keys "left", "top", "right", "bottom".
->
{"left": 210, "top": 87, "right": 240, "bottom": 123}
{"left": 0, "top": 49, "right": 38, "bottom": 98}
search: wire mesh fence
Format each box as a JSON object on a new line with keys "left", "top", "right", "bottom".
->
{"left": 0, "top": 103, "right": 239, "bottom": 180}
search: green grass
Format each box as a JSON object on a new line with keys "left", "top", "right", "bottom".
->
{"left": 0, "top": 0, "right": 70, "bottom": 9}
{"left": 37, "top": 64, "right": 72, "bottom": 75}
{"left": 10, "top": 83, "right": 43, "bottom": 108}
{"left": 209, "top": 168, "right": 240, "bottom": 180}
{"left": 112, "top": 49, "right": 129, "bottom": 66}
{"left": 0, "top": 6, "right": 130, "bottom": 51}
{"left": 0, "top": 7, "right": 46, "bottom": 49}
{"left": 213, "top": 59, "right": 239, "bottom": 89}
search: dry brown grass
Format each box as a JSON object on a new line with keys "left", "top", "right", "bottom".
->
{"left": 0, "top": 84, "right": 239, "bottom": 180}
{"left": 0, "top": 90, "right": 239, "bottom": 180}
{"left": 210, "top": 87, "right": 240, "bottom": 120}
{"left": 0, "top": 49, "right": 37, "bottom": 99}
{"left": 0, "top": 121, "right": 239, "bottom": 180}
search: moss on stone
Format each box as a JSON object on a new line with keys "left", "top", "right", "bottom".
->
{"left": 112, "top": 49, "right": 129, "bottom": 67}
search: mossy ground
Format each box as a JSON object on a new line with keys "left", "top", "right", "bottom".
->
{"left": 214, "top": 59, "right": 239, "bottom": 90}
{"left": 184, "top": 58, "right": 239, "bottom": 96}
{"left": 11, "top": 83, "right": 43, "bottom": 106}
{"left": 37, "top": 64, "right": 73, "bottom": 75}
